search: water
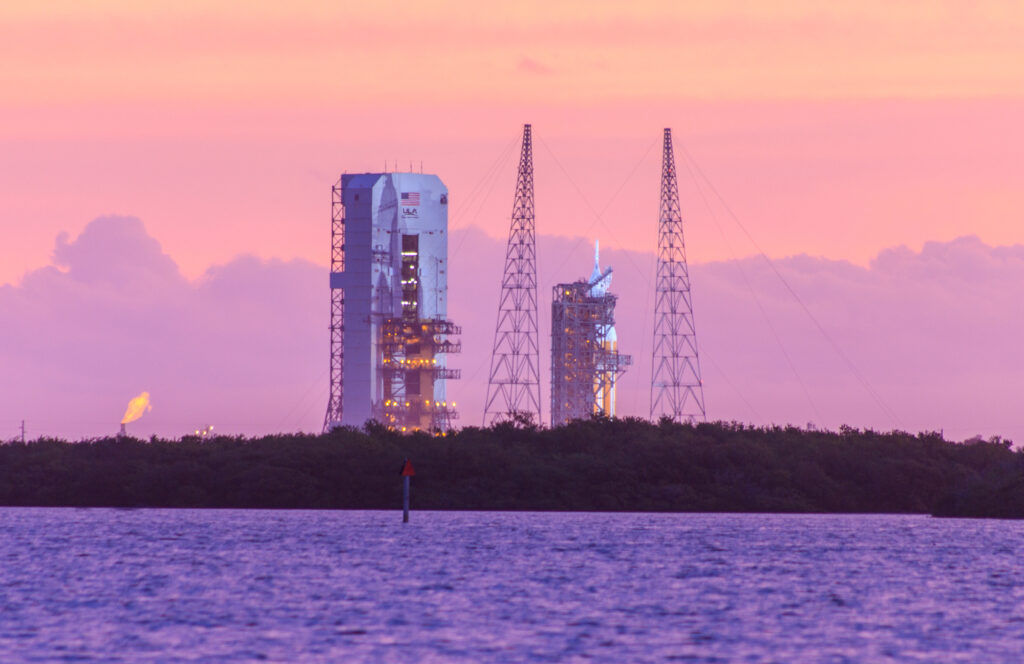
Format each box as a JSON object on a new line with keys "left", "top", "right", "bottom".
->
{"left": 0, "top": 510, "right": 1022, "bottom": 662}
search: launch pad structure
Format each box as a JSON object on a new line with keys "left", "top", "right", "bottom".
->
{"left": 550, "top": 244, "right": 632, "bottom": 426}
{"left": 324, "top": 172, "right": 461, "bottom": 433}
{"left": 324, "top": 125, "right": 705, "bottom": 435}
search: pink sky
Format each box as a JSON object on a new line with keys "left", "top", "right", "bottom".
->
{"left": 3, "top": 2, "right": 1024, "bottom": 440}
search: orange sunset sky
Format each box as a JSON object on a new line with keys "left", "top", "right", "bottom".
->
{"left": 3, "top": 1, "right": 1024, "bottom": 282}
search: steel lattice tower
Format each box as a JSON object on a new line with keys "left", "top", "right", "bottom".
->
{"left": 484, "top": 124, "right": 542, "bottom": 426}
{"left": 323, "top": 179, "right": 345, "bottom": 432}
{"left": 650, "top": 128, "right": 706, "bottom": 423}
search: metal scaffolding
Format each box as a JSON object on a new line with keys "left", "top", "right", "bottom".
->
{"left": 551, "top": 277, "right": 632, "bottom": 426}
{"left": 323, "top": 179, "right": 345, "bottom": 431}
{"left": 650, "top": 128, "right": 706, "bottom": 423}
{"left": 375, "top": 317, "right": 461, "bottom": 432}
{"left": 484, "top": 124, "right": 542, "bottom": 426}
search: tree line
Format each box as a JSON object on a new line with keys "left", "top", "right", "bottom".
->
{"left": 0, "top": 418, "right": 1020, "bottom": 517}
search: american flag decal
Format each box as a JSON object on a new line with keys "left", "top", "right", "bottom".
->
{"left": 401, "top": 192, "right": 420, "bottom": 206}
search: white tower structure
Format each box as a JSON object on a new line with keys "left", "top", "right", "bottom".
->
{"left": 324, "top": 172, "right": 461, "bottom": 432}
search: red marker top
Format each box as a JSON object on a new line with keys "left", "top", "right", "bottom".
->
{"left": 400, "top": 459, "right": 416, "bottom": 477}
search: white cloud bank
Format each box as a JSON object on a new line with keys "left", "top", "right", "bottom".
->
{"left": 3, "top": 217, "right": 1022, "bottom": 443}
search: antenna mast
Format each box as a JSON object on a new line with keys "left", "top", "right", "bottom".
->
{"left": 484, "top": 124, "right": 542, "bottom": 426}
{"left": 650, "top": 128, "right": 706, "bottom": 423}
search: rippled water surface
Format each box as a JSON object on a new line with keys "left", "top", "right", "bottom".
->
{"left": 1, "top": 510, "right": 1023, "bottom": 662}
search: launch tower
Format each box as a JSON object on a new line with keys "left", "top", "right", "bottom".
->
{"left": 324, "top": 172, "right": 461, "bottom": 433}
{"left": 550, "top": 242, "right": 632, "bottom": 426}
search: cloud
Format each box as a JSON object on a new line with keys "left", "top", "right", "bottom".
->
{"left": 0, "top": 216, "right": 325, "bottom": 439}
{"left": 51, "top": 215, "right": 181, "bottom": 290}
{"left": 4, "top": 217, "right": 1024, "bottom": 444}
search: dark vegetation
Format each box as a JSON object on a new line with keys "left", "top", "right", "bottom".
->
{"left": 1, "top": 418, "right": 1021, "bottom": 517}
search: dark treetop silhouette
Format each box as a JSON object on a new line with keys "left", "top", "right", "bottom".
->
{"left": 1, "top": 418, "right": 1019, "bottom": 517}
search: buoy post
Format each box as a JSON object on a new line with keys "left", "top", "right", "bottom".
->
{"left": 402, "top": 476, "right": 410, "bottom": 522}
{"left": 400, "top": 458, "right": 416, "bottom": 523}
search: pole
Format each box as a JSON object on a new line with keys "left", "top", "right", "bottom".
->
{"left": 399, "top": 458, "right": 415, "bottom": 523}
{"left": 20, "top": 420, "right": 26, "bottom": 444}
{"left": 402, "top": 475, "right": 410, "bottom": 523}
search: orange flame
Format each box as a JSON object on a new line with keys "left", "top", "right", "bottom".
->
{"left": 121, "top": 391, "right": 152, "bottom": 424}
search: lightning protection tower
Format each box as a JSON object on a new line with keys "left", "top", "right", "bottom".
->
{"left": 650, "top": 128, "right": 706, "bottom": 423}
{"left": 483, "top": 124, "right": 542, "bottom": 426}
